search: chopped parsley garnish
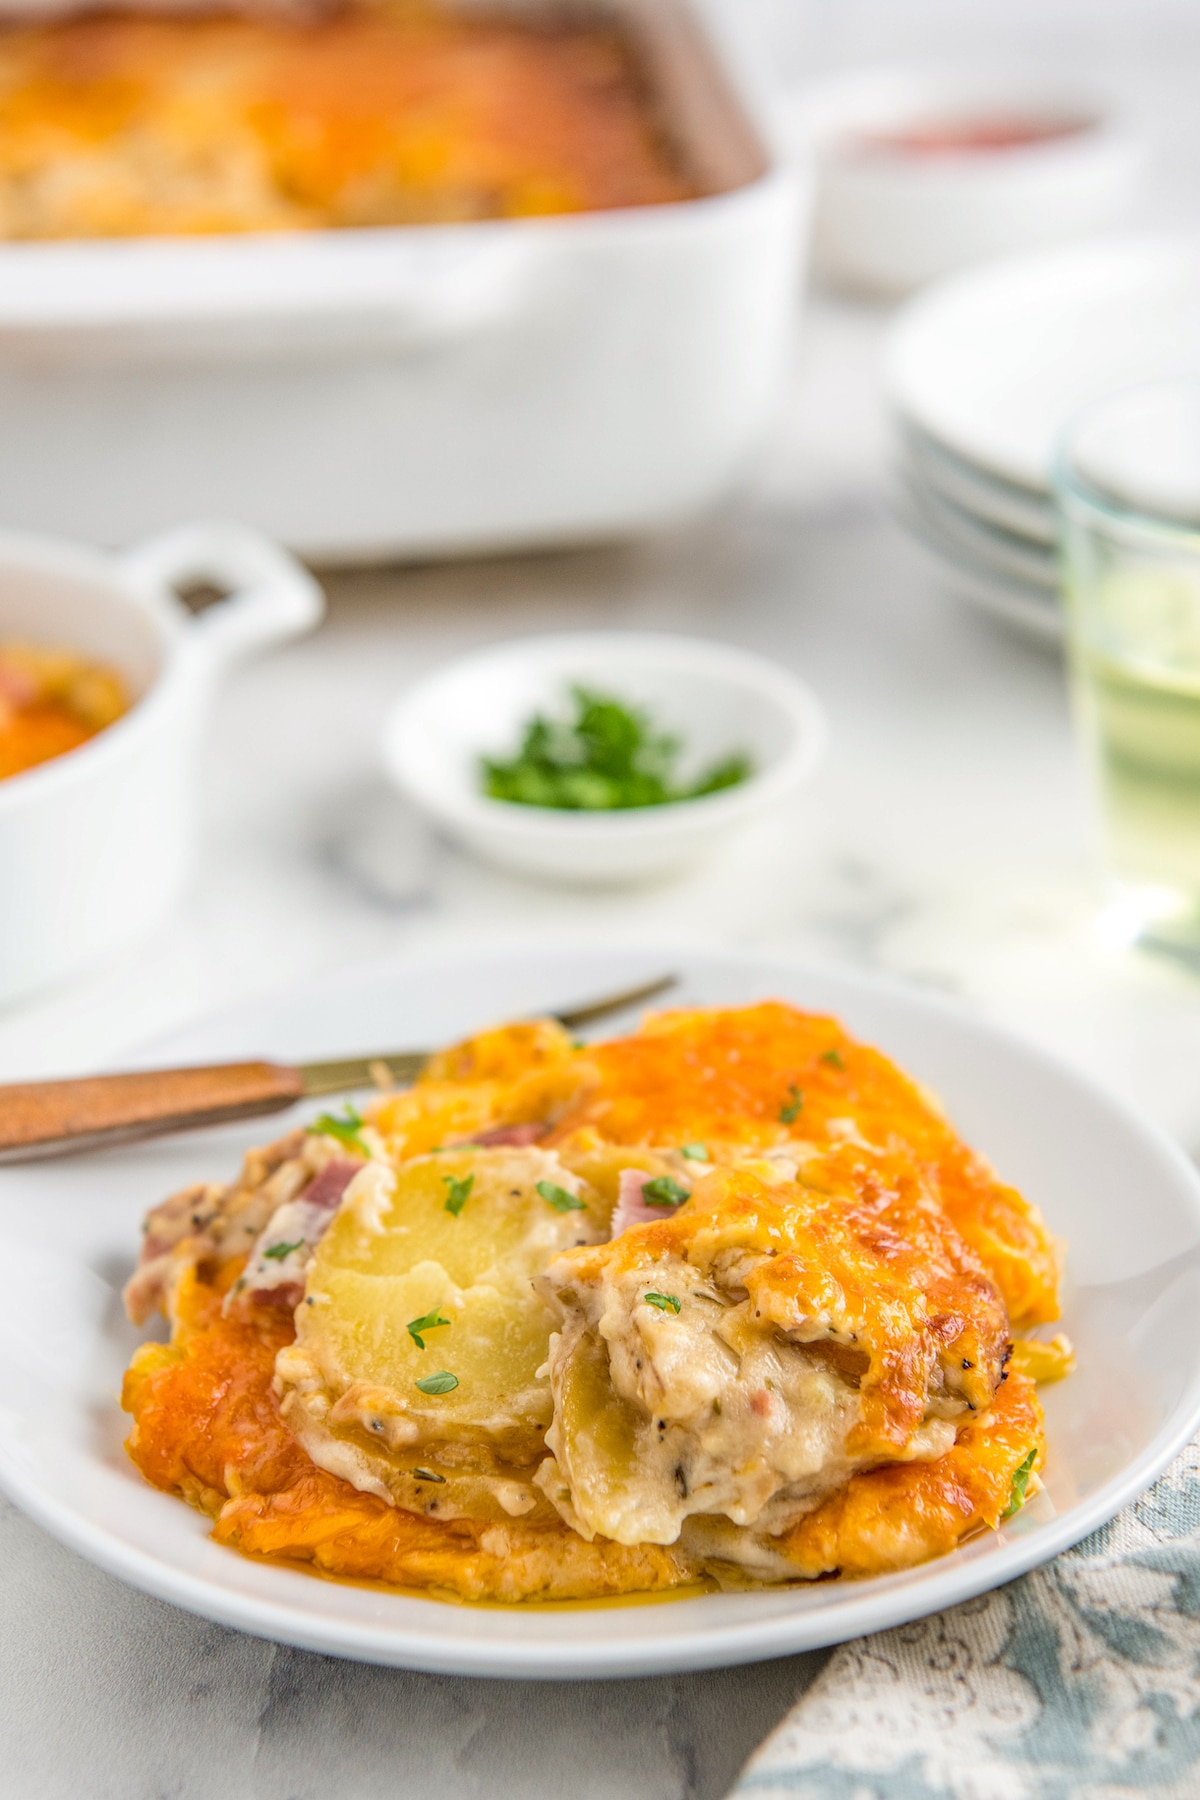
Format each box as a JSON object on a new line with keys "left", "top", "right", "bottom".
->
{"left": 680, "top": 1142, "right": 709, "bottom": 1161}
{"left": 820, "top": 1048, "right": 845, "bottom": 1070}
{"left": 644, "top": 1292, "right": 682, "bottom": 1314}
{"left": 443, "top": 1172, "right": 474, "bottom": 1216}
{"left": 779, "top": 1084, "right": 803, "bottom": 1124}
{"left": 537, "top": 1179, "right": 586, "bottom": 1213}
{"left": 480, "top": 685, "right": 754, "bottom": 812}
{"left": 263, "top": 1239, "right": 305, "bottom": 1261}
{"left": 310, "top": 1104, "right": 370, "bottom": 1158}
{"left": 406, "top": 1309, "right": 450, "bottom": 1351}
{"left": 415, "top": 1370, "right": 459, "bottom": 1396}
{"left": 641, "top": 1176, "right": 691, "bottom": 1208}
{"left": 1002, "top": 1449, "right": 1037, "bottom": 1520}
{"left": 411, "top": 1468, "right": 446, "bottom": 1484}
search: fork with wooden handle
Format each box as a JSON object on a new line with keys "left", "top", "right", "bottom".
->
{"left": 0, "top": 974, "right": 676, "bottom": 1164}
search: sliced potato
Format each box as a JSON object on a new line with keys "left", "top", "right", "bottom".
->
{"left": 277, "top": 1146, "right": 605, "bottom": 1519}
{"left": 315, "top": 1147, "right": 598, "bottom": 1290}
{"left": 313, "top": 1264, "right": 556, "bottom": 1443}
{"left": 536, "top": 1323, "right": 644, "bottom": 1541}
{"left": 1011, "top": 1333, "right": 1075, "bottom": 1384}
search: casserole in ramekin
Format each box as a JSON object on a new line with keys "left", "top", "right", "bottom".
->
{"left": 0, "top": 524, "right": 322, "bottom": 1005}
{"left": 0, "top": 0, "right": 807, "bottom": 561}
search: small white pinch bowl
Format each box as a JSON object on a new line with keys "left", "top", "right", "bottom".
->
{"left": 790, "top": 69, "right": 1144, "bottom": 298}
{"left": 0, "top": 522, "right": 323, "bottom": 1006}
{"left": 381, "top": 631, "right": 826, "bottom": 885}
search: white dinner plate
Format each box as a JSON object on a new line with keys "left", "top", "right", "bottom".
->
{"left": 1, "top": 943, "right": 1198, "bottom": 1679}
{"left": 895, "top": 496, "right": 1064, "bottom": 646}
{"left": 887, "top": 235, "right": 1200, "bottom": 491}
{"left": 895, "top": 468, "right": 1058, "bottom": 592}
{"left": 900, "top": 425, "right": 1056, "bottom": 546}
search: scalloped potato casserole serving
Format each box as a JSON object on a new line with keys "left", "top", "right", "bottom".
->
{"left": 0, "top": 0, "right": 697, "bottom": 239}
{"left": 123, "top": 1002, "right": 1071, "bottom": 1603}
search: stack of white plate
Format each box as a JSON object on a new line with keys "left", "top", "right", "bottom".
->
{"left": 884, "top": 236, "right": 1200, "bottom": 643}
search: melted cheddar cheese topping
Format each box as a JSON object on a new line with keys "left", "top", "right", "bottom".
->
{"left": 0, "top": 2, "right": 696, "bottom": 239}
{"left": 122, "top": 1000, "right": 1061, "bottom": 1603}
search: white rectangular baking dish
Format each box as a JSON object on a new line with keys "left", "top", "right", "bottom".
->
{"left": 0, "top": 0, "right": 806, "bottom": 563}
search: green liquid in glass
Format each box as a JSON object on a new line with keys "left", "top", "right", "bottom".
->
{"left": 1080, "top": 654, "right": 1200, "bottom": 886}
{"left": 1070, "top": 563, "right": 1200, "bottom": 938}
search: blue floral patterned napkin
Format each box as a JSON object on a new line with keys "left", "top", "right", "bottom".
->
{"left": 728, "top": 1437, "right": 1200, "bottom": 1798}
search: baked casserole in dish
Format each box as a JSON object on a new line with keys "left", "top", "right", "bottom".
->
{"left": 0, "top": 1, "right": 697, "bottom": 238}
{"left": 123, "top": 1001, "right": 1069, "bottom": 1602}
{"left": 0, "top": 0, "right": 805, "bottom": 558}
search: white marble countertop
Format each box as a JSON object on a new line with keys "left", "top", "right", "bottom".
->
{"left": 6, "top": 20, "right": 1200, "bottom": 1785}
{"left": 6, "top": 292, "right": 1200, "bottom": 1800}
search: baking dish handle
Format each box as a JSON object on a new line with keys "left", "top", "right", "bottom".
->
{"left": 0, "top": 233, "right": 548, "bottom": 364}
{"left": 115, "top": 522, "right": 325, "bottom": 669}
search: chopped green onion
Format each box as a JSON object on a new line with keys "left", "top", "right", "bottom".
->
{"left": 641, "top": 1176, "right": 691, "bottom": 1208}
{"left": 820, "top": 1049, "right": 845, "bottom": 1070}
{"left": 779, "top": 1085, "right": 803, "bottom": 1124}
{"left": 406, "top": 1309, "right": 450, "bottom": 1351}
{"left": 644, "top": 1292, "right": 682, "bottom": 1314}
{"left": 1002, "top": 1449, "right": 1037, "bottom": 1520}
{"left": 480, "top": 685, "right": 754, "bottom": 813}
{"left": 415, "top": 1370, "right": 459, "bottom": 1396}
{"left": 537, "top": 1179, "right": 586, "bottom": 1213}
{"left": 263, "top": 1239, "right": 305, "bottom": 1262}
{"left": 679, "top": 1142, "right": 709, "bottom": 1161}
{"left": 411, "top": 1468, "right": 446, "bottom": 1484}
{"left": 310, "top": 1104, "right": 371, "bottom": 1158}
{"left": 443, "top": 1173, "right": 474, "bottom": 1216}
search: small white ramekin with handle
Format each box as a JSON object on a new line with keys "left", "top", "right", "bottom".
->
{"left": 0, "top": 521, "right": 323, "bottom": 1006}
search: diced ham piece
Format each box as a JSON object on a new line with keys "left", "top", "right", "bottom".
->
{"left": 449, "top": 1122, "right": 547, "bottom": 1148}
{"left": 301, "top": 1157, "right": 363, "bottom": 1212}
{"left": 609, "top": 1168, "right": 665, "bottom": 1238}
{"left": 237, "top": 1158, "right": 361, "bottom": 1306}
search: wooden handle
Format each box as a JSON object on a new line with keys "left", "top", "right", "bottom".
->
{"left": 0, "top": 1061, "right": 305, "bottom": 1163}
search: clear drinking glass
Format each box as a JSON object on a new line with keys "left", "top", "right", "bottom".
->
{"left": 1056, "top": 378, "right": 1200, "bottom": 950}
